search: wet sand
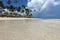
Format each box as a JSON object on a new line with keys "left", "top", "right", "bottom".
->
{"left": 0, "top": 18, "right": 60, "bottom": 40}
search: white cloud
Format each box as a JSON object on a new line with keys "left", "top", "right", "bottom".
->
{"left": 27, "top": 0, "right": 60, "bottom": 12}
{"left": 53, "top": 1, "right": 60, "bottom": 6}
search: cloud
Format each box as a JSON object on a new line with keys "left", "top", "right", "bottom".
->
{"left": 27, "top": 0, "right": 60, "bottom": 18}
{"left": 53, "top": 1, "right": 60, "bottom": 6}
{"left": 27, "top": 0, "right": 60, "bottom": 12}
{"left": 27, "top": 0, "right": 45, "bottom": 11}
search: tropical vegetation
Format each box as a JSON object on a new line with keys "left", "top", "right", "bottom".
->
{"left": 0, "top": 0, "right": 32, "bottom": 18}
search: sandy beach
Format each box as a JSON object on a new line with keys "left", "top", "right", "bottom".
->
{"left": 0, "top": 18, "right": 60, "bottom": 40}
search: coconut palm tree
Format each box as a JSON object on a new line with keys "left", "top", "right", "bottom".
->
{"left": 25, "top": 9, "right": 29, "bottom": 16}
{"left": 14, "top": 0, "right": 18, "bottom": 8}
{"left": 22, "top": 5, "right": 32, "bottom": 17}
{"left": 21, "top": 5, "right": 27, "bottom": 16}
{"left": 26, "top": 9, "right": 32, "bottom": 17}
{"left": 22, "top": 5, "right": 26, "bottom": 9}
{"left": 17, "top": 6, "right": 21, "bottom": 12}
{"left": 7, "top": 0, "right": 11, "bottom": 7}
{"left": 0, "top": 1, "right": 4, "bottom": 17}
{"left": 7, "top": 0, "right": 12, "bottom": 11}
{"left": 0, "top": 1, "right": 4, "bottom": 8}
{"left": 9, "top": 5, "right": 14, "bottom": 11}
{"left": 25, "top": 9, "right": 32, "bottom": 16}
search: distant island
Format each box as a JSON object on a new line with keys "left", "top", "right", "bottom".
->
{"left": 0, "top": 0, "right": 32, "bottom": 18}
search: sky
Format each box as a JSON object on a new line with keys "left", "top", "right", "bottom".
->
{"left": 27, "top": 0, "right": 60, "bottom": 19}
{"left": 1, "top": 0, "right": 60, "bottom": 19}
{"left": 1, "top": 0, "right": 28, "bottom": 7}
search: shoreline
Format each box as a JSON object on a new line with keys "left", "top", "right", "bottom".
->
{"left": 0, "top": 17, "right": 60, "bottom": 22}
{"left": 0, "top": 17, "right": 33, "bottom": 20}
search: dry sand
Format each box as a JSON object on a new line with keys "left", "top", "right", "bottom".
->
{"left": 0, "top": 18, "right": 60, "bottom": 40}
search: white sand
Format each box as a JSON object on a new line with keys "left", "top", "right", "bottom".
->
{"left": 0, "top": 18, "right": 60, "bottom": 40}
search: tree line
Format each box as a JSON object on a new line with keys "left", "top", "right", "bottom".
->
{"left": 0, "top": 0, "right": 32, "bottom": 18}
